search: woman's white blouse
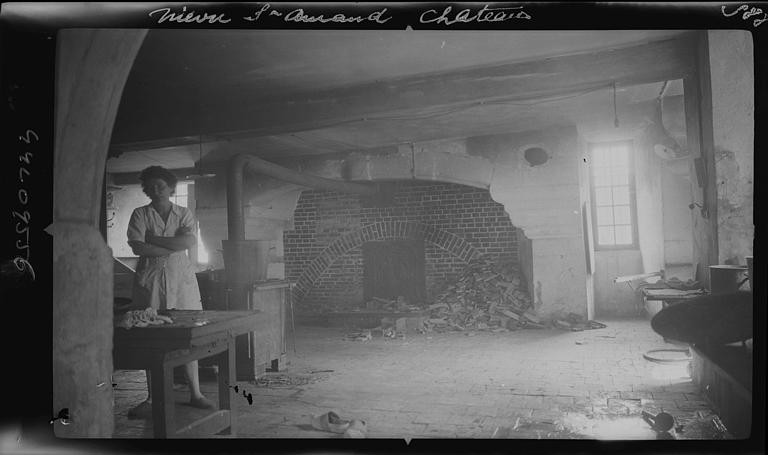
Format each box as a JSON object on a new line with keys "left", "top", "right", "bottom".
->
{"left": 127, "top": 203, "right": 202, "bottom": 310}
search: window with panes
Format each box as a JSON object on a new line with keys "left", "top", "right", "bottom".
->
{"left": 589, "top": 141, "right": 638, "bottom": 249}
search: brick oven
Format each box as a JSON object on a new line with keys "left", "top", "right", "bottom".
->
{"left": 189, "top": 126, "right": 591, "bottom": 323}
{"left": 284, "top": 181, "right": 520, "bottom": 314}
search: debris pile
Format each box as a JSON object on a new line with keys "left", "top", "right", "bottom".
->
{"left": 492, "top": 417, "right": 583, "bottom": 439}
{"left": 552, "top": 313, "right": 607, "bottom": 331}
{"left": 344, "top": 329, "right": 373, "bottom": 341}
{"left": 342, "top": 256, "right": 608, "bottom": 336}
{"left": 422, "top": 257, "right": 540, "bottom": 333}
{"left": 253, "top": 372, "right": 331, "bottom": 388}
{"left": 362, "top": 296, "right": 422, "bottom": 312}
{"left": 344, "top": 317, "right": 412, "bottom": 341}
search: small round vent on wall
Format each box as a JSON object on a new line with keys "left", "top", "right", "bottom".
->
{"left": 523, "top": 147, "right": 550, "bottom": 167}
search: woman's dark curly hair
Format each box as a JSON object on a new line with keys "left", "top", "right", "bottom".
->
{"left": 139, "top": 166, "right": 177, "bottom": 196}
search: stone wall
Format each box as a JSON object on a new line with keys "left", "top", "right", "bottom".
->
{"left": 707, "top": 30, "right": 754, "bottom": 266}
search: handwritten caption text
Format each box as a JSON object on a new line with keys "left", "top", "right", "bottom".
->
{"left": 147, "top": 4, "right": 533, "bottom": 26}
{"left": 722, "top": 4, "right": 767, "bottom": 27}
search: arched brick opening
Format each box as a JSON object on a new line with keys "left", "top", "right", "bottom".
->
{"left": 293, "top": 220, "right": 481, "bottom": 303}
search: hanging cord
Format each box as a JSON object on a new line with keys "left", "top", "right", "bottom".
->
{"left": 657, "top": 80, "right": 669, "bottom": 100}
{"left": 613, "top": 82, "right": 619, "bottom": 127}
{"left": 656, "top": 80, "right": 669, "bottom": 121}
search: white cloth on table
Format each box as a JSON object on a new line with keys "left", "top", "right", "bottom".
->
{"left": 127, "top": 203, "right": 202, "bottom": 311}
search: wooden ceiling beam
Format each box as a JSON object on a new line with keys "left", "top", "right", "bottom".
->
{"left": 111, "top": 33, "right": 697, "bottom": 153}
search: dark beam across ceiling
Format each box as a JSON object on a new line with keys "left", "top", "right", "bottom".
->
{"left": 110, "top": 33, "right": 697, "bottom": 155}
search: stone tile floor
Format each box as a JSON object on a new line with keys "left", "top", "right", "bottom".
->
{"left": 113, "top": 317, "right": 737, "bottom": 439}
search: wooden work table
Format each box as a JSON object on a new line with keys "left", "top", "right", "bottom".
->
{"left": 113, "top": 310, "right": 263, "bottom": 438}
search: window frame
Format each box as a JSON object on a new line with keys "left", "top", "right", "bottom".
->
{"left": 170, "top": 181, "right": 189, "bottom": 208}
{"left": 588, "top": 140, "right": 639, "bottom": 251}
{"left": 168, "top": 181, "right": 209, "bottom": 265}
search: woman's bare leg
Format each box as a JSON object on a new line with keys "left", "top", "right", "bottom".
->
{"left": 184, "top": 361, "right": 216, "bottom": 409}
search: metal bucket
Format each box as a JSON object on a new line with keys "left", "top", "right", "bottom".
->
{"left": 709, "top": 265, "right": 748, "bottom": 294}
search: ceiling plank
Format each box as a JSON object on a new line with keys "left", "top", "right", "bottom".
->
{"left": 111, "top": 33, "right": 697, "bottom": 152}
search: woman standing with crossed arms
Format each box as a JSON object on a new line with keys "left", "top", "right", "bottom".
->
{"left": 126, "top": 166, "right": 215, "bottom": 418}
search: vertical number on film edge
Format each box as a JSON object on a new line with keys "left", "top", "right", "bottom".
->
{"left": 13, "top": 129, "right": 37, "bottom": 281}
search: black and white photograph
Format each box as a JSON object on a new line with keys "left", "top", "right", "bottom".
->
{"left": 0, "top": 1, "right": 763, "bottom": 451}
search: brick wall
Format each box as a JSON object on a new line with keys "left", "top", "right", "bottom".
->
{"left": 284, "top": 181, "right": 518, "bottom": 312}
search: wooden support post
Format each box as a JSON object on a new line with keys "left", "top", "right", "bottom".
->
{"left": 683, "top": 31, "right": 719, "bottom": 290}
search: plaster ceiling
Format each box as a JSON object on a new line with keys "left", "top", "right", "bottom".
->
{"left": 107, "top": 29, "right": 689, "bottom": 173}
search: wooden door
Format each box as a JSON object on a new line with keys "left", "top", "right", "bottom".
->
{"left": 363, "top": 240, "right": 426, "bottom": 305}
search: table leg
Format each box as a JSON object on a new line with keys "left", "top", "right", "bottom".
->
{"left": 217, "top": 337, "right": 237, "bottom": 436}
{"left": 150, "top": 359, "right": 174, "bottom": 438}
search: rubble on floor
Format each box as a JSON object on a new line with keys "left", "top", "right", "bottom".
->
{"left": 350, "top": 256, "right": 606, "bottom": 336}
{"left": 253, "top": 371, "right": 332, "bottom": 388}
{"left": 345, "top": 324, "right": 407, "bottom": 341}
{"left": 343, "top": 309, "right": 607, "bottom": 338}
{"left": 492, "top": 417, "right": 585, "bottom": 439}
{"left": 551, "top": 314, "right": 607, "bottom": 331}
{"left": 344, "top": 329, "right": 373, "bottom": 341}
{"left": 422, "top": 257, "right": 537, "bottom": 333}
{"left": 363, "top": 296, "right": 421, "bottom": 312}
